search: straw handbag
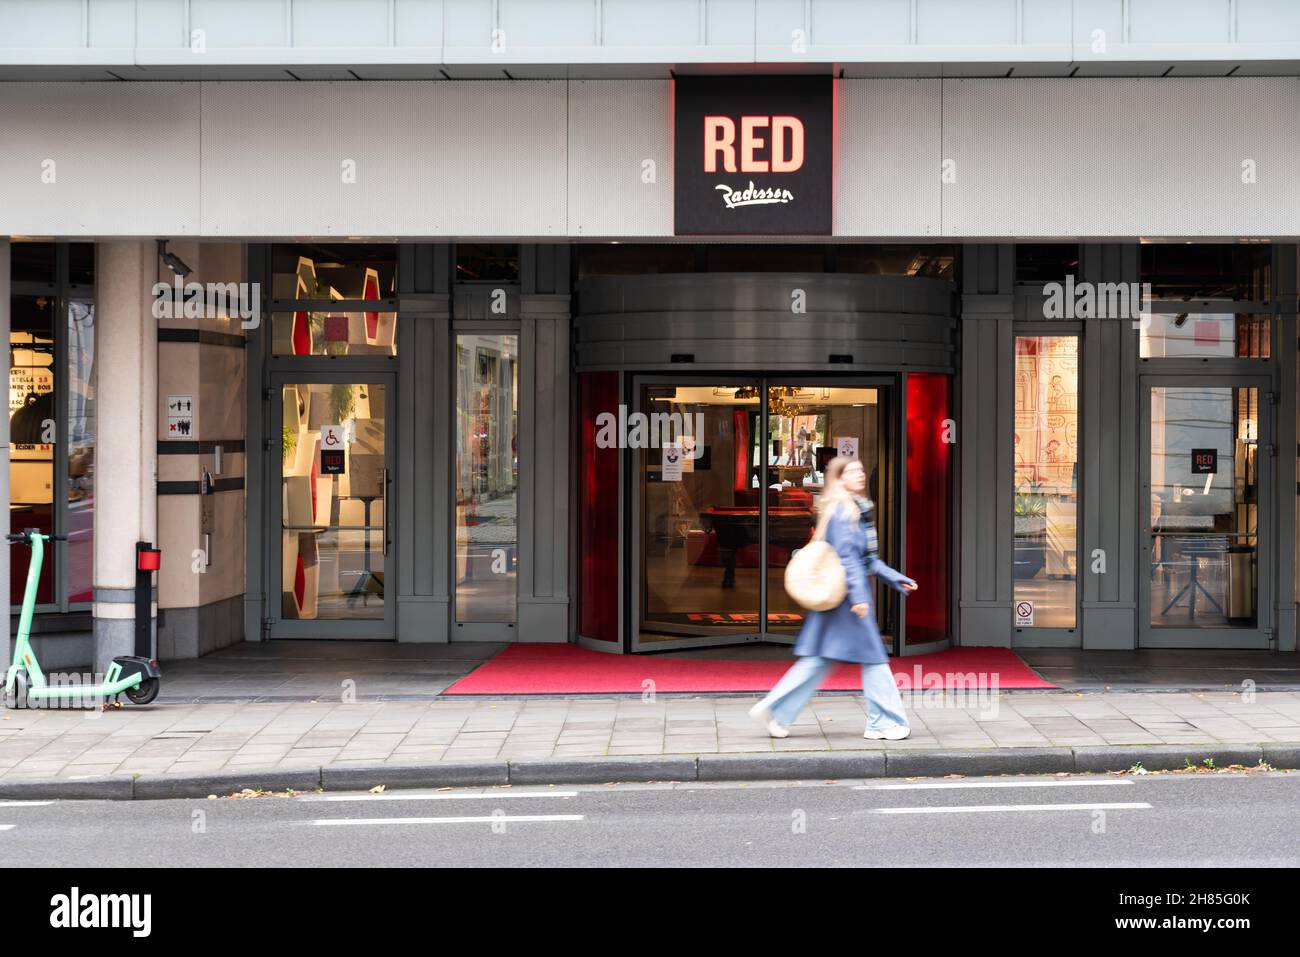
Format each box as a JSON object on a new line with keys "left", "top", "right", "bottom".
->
{"left": 784, "top": 510, "right": 847, "bottom": 611}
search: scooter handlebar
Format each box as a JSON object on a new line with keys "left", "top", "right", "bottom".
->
{"left": 5, "top": 531, "right": 67, "bottom": 543}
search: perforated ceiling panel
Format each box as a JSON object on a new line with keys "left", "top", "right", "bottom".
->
{"left": 940, "top": 77, "right": 1300, "bottom": 237}
{"left": 201, "top": 81, "right": 399, "bottom": 237}
{"left": 0, "top": 82, "right": 201, "bottom": 235}
{"left": 568, "top": 80, "right": 672, "bottom": 237}
{"left": 835, "top": 79, "right": 942, "bottom": 238}
{"left": 393, "top": 80, "right": 568, "bottom": 236}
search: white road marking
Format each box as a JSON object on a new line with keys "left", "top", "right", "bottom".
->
{"left": 857, "top": 779, "right": 1132, "bottom": 791}
{"left": 872, "top": 802, "right": 1151, "bottom": 814}
{"left": 0, "top": 825, "right": 15, "bottom": 831}
{"left": 300, "top": 791, "right": 578, "bottom": 802}
{"left": 0, "top": 800, "right": 54, "bottom": 806}
{"left": 304, "top": 814, "right": 584, "bottom": 826}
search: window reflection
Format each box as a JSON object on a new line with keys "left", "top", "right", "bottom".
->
{"left": 455, "top": 335, "right": 518, "bottom": 623}
{"left": 271, "top": 245, "right": 397, "bottom": 356}
{"left": 1149, "top": 387, "right": 1259, "bottom": 628}
{"left": 1139, "top": 313, "right": 1270, "bottom": 359}
{"left": 9, "top": 295, "right": 56, "bottom": 606}
{"left": 1014, "top": 337, "right": 1079, "bottom": 628}
{"left": 67, "top": 301, "right": 95, "bottom": 604}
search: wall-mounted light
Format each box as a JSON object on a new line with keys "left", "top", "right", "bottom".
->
{"left": 157, "top": 239, "right": 192, "bottom": 278}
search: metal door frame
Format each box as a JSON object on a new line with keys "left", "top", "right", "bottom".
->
{"left": 1138, "top": 373, "right": 1274, "bottom": 649}
{"left": 267, "top": 370, "right": 397, "bottom": 639}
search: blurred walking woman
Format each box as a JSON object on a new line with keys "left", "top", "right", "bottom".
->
{"left": 749, "top": 457, "right": 918, "bottom": 740}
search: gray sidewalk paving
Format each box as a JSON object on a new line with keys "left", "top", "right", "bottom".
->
{"left": 2, "top": 689, "right": 1299, "bottom": 783}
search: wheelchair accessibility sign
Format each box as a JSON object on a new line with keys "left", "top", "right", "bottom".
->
{"left": 320, "top": 424, "right": 347, "bottom": 475}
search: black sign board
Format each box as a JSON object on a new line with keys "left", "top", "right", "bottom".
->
{"left": 674, "top": 75, "right": 833, "bottom": 236}
{"left": 320, "top": 449, "right": 345, "bottom": 475}
{"left": 1191, "top": 448, "right": 1218, "bottom": 474}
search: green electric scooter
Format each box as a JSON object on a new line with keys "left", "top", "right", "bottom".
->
{"left": 4, "top": 528, "right": 161, "bottom": 709}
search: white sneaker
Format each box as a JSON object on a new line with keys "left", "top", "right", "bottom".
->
{"left": 747, "top": 700, "right": 771, "bottom": 724}
{"left": 865, "top": 725, "right": 911, "bottom": 740}
{"left": 766, "top": 719, "right": 790, "bottom": 739}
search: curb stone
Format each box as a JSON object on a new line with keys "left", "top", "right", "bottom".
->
{"left": 1260, "top": 742, "right": 1300, "bottom": 768}
{"left": 133, "top": 769, "right": 323, "bottom": 800}
{"left": 697, "top": 751, "right": 886, "bottom": 781}
{"left": 0, "top": 774, "right": 134, "bottom": 800}
{"left": 1070, "top": 744, "right": 1263, "bottom": 774}
{"left": 886, "top": 747, "right": 1075, "bottom": 778}
{"left": 508, "top": 756, "right": 697, "bottom": 785}
{"left": 322, "top": 761, "right": 508, "bottom": 790}
{"left": 1, "top": 743, "right": 1296, "bottom": 800}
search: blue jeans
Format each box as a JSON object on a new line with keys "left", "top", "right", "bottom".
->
{"left": 762, "top": 656, "right": 908, "bottom": 731}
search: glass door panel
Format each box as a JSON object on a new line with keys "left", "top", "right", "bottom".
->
{"left": 1142, "top": 379, "right": 1271, "bottom": 647}
{"left": 764, "top": 385, "right": 883, "bottom": 638}
{"left": 635, "top": 377, "right": 900, "bottom": 651}
{"left": 271, "top": 376, "right": 393, "bottom": 637}
{"left": 1013, "top": 336, "right": 1080, "bottom": 629}
{"left": 455, "top": 334, "right": 519, "bottom": 625}
{"left": 637, "top": 381, "right": 762, "bottom": 645}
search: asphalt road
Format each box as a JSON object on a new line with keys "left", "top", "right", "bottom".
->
{"left": 3, "top": 771, "right": 1297, "bottom": 868}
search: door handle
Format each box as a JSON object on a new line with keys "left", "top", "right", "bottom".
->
{"left": 382, "top": 468, "right": 390, "bottom": 557}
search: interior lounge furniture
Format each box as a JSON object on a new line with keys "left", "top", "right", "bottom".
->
{"left": 698, "top": 506, "right": 815, "bottom": 586}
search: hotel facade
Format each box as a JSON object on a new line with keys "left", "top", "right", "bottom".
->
{"left": 1, "top": 0, "right": 1297, "bottom": 671}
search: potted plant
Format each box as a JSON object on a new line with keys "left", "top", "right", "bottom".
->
{"left": 1014, "top": 480, "right": 1048, "bottom": 579}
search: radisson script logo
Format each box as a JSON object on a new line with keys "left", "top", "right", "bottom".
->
{"left": 714, "top": 181, "right": 795, "bottom": 209}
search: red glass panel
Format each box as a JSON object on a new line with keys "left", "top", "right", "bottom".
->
{"left": 905, "top": 373, "right": 952, "bottom": 643}
{"left": 578, "top": 372, "right": 620, "bottom": 641}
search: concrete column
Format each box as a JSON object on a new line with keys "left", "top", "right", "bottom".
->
{"left": 1078, "top": 243, "right": 1140, "bottom": 649}
{"left": 92, "top": 242, "right": 158, "bottom": 672}
{"left": 155, "top": 241, "right": 247, "bottom": 659}
{"left": 0, "top": 238, "right": 10, "bottom": 664}
{"left": 517, "top": 293, "right": 571, "bottom": 642}
{"left": 957, "top": 244, "right": 1015, "bottom": 646}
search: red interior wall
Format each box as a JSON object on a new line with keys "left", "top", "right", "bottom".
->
{"left": 905, "top": 373, "right": 953, "bottom": 643}
{"left": 578, "top": 372, "right": 620, "bottom": 641}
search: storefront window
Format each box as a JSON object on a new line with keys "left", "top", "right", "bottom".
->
{"left": 1014, "top": 337, "right": 1079, "bottom": 628}
{"left": 455, "top": 244, "right": 520, "bottom": 282}
{"left": 270, "top": 245, "right": 397, "bottom": 356}
{"left": 1139, "top": 313, "right": 1270, "bottom": 359}
{"left": 1015, "top": 244, "right": 1079, "bottom": 284}
{"left": 455, "top": 334, "right": 518, "bottom": 623}
{"left": 11, "top": 243, "right": 55, "bottom": 285}
{"left": 66, "top": 300, "right": 95, "bottom": 604}
{"left": 7, "top": 244, "right": 96, "bottom": 612}
{"left": 1141, "top": 243, "right": 1271, "bottom": 302}
{"left": 9, "top": 295, "right": 57, "bottom": 606}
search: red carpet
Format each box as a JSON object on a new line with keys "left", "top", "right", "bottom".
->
{"left": 443, "top": 644, "right": 1055, "bottom": 694}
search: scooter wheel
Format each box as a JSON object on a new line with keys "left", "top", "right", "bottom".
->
{"left": 6, "top": 670, "right": 29, "bottom": 710}
{"left": 124, "top": 678, "right": 160, "bottom": 706}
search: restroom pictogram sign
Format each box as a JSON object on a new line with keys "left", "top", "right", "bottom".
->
{"left": 166, "top": 395, "right": 194, "bottom": 439}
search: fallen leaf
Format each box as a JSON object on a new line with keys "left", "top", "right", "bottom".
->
{"left": 368, "top": 784, "right": 385, "bottom": 794}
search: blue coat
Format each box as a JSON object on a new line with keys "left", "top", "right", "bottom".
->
{"left": 792, "top": 504, "right": 915, "bottom": 665}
